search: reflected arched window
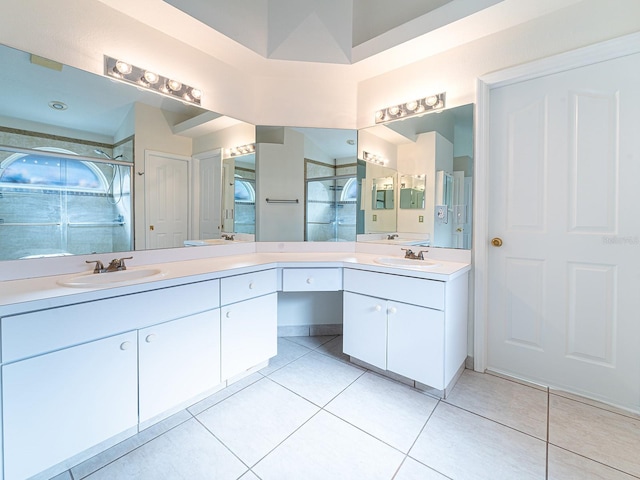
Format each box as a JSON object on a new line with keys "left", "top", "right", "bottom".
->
{"left": 234, "top": 175, "right": 255, "bottom": 203}
{"left": 0, "top": 148, "right": 107, "bottom": 191}
{"left": 341, "top": 177, "right": 358, "bottom": 202}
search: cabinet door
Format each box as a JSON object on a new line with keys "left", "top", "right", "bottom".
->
{"left": 2, "top": 331, "right": 138, "bottom": 480}
{"left": 343, "top": 292, "right": 387, "bottom": 370}
{"left": 387, "top": 302, "right": 445, "bottom": 389}
{"left": 221, "top": 293, "right": 277, "bottom": 380}
{"left": 139, "top": 309, "right": 221, "bottom": 424}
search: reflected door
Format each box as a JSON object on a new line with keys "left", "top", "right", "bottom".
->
{"left": 145, "top": 151, "right": 189, "bottom": 249}
{"left": 487, "top": 52, "right": 640, "bottom": 410}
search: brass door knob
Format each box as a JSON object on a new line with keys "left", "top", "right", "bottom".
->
{"left": 491, "top": 237, "right": 503, "bottom": 247}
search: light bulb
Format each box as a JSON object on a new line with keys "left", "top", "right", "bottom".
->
{"left": 406, "top": 100, "right": 418, "bottom": 112}
{"left": 190, "top": 88, "right": 202, "bottom": 100}
{"left": 115, "top": 60, "right": 132, "bottom": 75}
{"left": 166, "top": 79, "right": 182, "bottom": 92}
{"left": 388, "top": 105, "right": 400, "bottom": 116}
{"left": 425, "top": 95, "right": 438, "bottom": 106}
{"left": 143, "top": 71, "right": 159, "bottom": 84}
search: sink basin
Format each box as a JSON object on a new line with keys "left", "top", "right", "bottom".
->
{"left": 58, "top": 268, "right": 164, "bottom": 288}
{"left": 375, "top": 257, "right": 441, "bottom": 269}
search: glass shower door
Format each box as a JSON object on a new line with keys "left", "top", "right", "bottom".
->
{"left": 305, "top": 175, "right": 356, "bottom": 242}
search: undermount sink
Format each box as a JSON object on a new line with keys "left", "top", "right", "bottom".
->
{"left": 374, "top": 257, "right": 441, "bottom": 269}
{"left": 58, "top": 268, "right": 165, "bottom": 288}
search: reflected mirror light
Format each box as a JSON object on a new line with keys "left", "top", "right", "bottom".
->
{"left": 357, "top": 103, "right": 474, "bottom": 250}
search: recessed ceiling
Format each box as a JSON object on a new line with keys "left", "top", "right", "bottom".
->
{"left": 163, "top": 0, "right": 504, "bottom": 64}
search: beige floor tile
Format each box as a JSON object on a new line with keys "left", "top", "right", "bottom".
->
{"left": 410, "top": 402, "right": 547, "bottom": 480}
{"left": 82, "top": 418, "right": 247, "bottom": 480}
{"left": 549, "top": 394, "right": 640, "bottom": 476}
{"left": 196, "top": 377, "right": 319, "bottom": 466}
{"left": 393, "top": 457, "right": 449, "bottom": 479}
{"left": 283, "top": 335, "right": 337, "bottom": 349}
{"left": 253, "top": 410, "right": 404, "bottom": 480}
{"left": 445, "top": 369, "right": 548, "bottom": 439}
{"left": 548, "top": 445, "right": 637, "bottom": 480}
{"left": 268, "top": 351, "right": 365, "bottom": 406}
{"left": 325, "top": 372, "right": 438, "bottom": 452}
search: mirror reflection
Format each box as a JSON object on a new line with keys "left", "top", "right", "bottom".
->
{"left": 222, "top": 152, "right": 255, "bottom": 235}
{"left": 357, "top": 103, "right": 474, "bottom": 249}
{"left": 0, "top": 43, "right": 255, "bottom": 260}
{"left": 372, "top": 176, "right": 395, "bottom": 210}
{"left": 399, "top": 174, "right": 425, "bottom": 209}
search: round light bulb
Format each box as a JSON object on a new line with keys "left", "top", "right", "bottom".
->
{"left": 115, "top": 60, "right": 132, "bottom": 75}
{"left": 426, "top": 95, "right": 438, "bottom": 106}
{"left": 190, "top": 88, "right": 202, "bottom": 100}
{"left": 167, "top": 80, "right": 182, "bottom": 92}
{"left": 406, "top": 100, "right": 418, "bottom": 112}
{"left": 388, "top": 105, "right": 400, "bottom": 116}
{"left": 143, "top": 71, "right": 159, "bottom": 84}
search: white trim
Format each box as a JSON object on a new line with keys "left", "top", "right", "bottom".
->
{"left": 472, "top": 32, "right": 640, "bottom": 373}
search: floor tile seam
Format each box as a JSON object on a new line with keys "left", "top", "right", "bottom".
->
{"left": 260, "top": 374, "right": 331, "bottom": 409}
{"left": 438, "top": 401, "right": 548, "bottom": 443}
{"left": 73, "top": 412, "right": 193, "bottom": 479}
{"left": 547, "top": 444, "right": 640, "bottom": 479}
{"left": 191, "top": 414, "right": 253, "bottom": 472}
{"left": 190, "top": 374, "right": 270, "bottom": 415}
{"left": 248, "top": 408, "right": 326, "bottom": 470}
{"left": 320, "top": 407, "right": 413, "bottom": 456}
{"left": 260, "top": 347, "right": 316, "bottom": 377}
{"left": 548, "top": 391, "right": 640, "bottom": 422}
{"left": 400, "top": 453, "right": 454, "bottom": 480}
{"left": 485, "top": 369, "right": 549, "bottom": 392}
{"left": 364, "top": 369, "right": 442, "bottom": 400}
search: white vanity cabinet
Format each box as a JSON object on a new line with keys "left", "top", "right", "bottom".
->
{"left": 220, "top": 269, "right": 278, "bottom": 380}
{"left": 343, "top": 268, "right": 468, "bottom": 393}
{"left": 1, "top": 279, "right": 221, "bottom": 480}
{"left": 2, "top": 331, "right": 138, "bottom": 480}
{"left": 138, "top": 309, "right": 221, "bottom": 425}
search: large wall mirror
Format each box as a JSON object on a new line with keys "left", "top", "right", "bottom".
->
{"left": 0, "top": 43, "right": 255, "bottom": 261}
{"left": 357, "top": 103, "right": 474, "bottom": 249}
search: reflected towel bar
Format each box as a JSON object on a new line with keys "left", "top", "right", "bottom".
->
{"left": 265, "top": 198, "right": 299, "bottom": 204}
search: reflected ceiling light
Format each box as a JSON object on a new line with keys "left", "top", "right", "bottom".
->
{"left": 362, "top": 151, "right": 385, "bottom": 165}
{"left": 104, "top": 55, "right": 202, "bottom": 106}
{"left": 48, "top": 100, "right": 68, "bottom": 111}
{"left": 375, "top": 92, "right": 445, "bottom": 124}
{"left": 228, "top": 143, "right": 255, "bottom": 157}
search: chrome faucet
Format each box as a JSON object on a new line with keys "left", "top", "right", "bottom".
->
{"left": 221, "top": 234, "right": 235, "bottom": 241}
{"left": 401, "top": 248, "right": 428, "bottom": 260}
{"left": 86, "top": 256, "right": 132, "bottom": 273}
{"left": 387, "top": 234, "right": 398, "bottom": 240}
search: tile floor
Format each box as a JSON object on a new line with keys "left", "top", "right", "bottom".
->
{"left": 52, "top": 335, "right": 640, "bottom": 480}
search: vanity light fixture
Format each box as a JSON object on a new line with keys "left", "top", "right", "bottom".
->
{"left": 362, "top": 151, "right": 385, "bottom": 165}
{"left": 375, "top": 92, "right": 446, "bottom": 124}
{"left": 104, "top": 55, "right": 202, "bottom": 106}
{"left": 228, "top": 143, "right": 255, "bottom": 157}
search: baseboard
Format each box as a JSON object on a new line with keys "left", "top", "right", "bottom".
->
{"left": 278, "top": 324, "right": 343, "bottom": 337}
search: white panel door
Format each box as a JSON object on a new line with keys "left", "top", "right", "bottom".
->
{"left": 145, "top": 151, "right": 189, "bottom": 249}
{"left": 221, "top": 293, "right": 277, "bottom": 380}
{"left": 488, "top": 53, "right": 640, "bottom": 410}
{"left": 199, "top": 152, "right": 222, "bottom": 239}
{"left": 138, "top": 310, "right": 221, "bottom": 424}
{"left": 343, "top": 292, "right": 388, "bottom": 370}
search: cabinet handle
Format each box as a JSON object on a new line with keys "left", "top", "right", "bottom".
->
{"left": 120, "top": 341, "right": 132, "bottom": 351}
{"left": 226, "top": 310, "right": 232, "bottom": 318}
{"left": 248, "top": 282, "right": 255, "bottom": 289}
{"left": 374, "top": 304, "right": 382, "bottom": 312}
{"left": 306, "top": 277, "right": 314, "bottom": 284}
{"left": 145, "top": 334, "right": 157, "bottom": 343}
{"left": 388, "top": 306, "right": 397, "bottom": 315}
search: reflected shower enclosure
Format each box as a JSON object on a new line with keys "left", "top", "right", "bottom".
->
{"left": 305, "top": 159, "right": 357, "bottom": 242}
{"left": 0, "top": 146, "right": 133, "bottom": 260}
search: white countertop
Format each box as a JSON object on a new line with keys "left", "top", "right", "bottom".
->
{"left": 0, "top": 251, "right": 470, "bottom": 315}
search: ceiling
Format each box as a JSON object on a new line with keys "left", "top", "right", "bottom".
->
{"left": 162, "top": 0, "right": 502, "bottom": 64}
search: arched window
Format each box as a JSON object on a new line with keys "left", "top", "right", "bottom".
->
{"left": 0, "top": 148, "right": 107, "bottom": 191}
{"left": 234, "top": 175, "right": 255, "bottom": 203}
{"left": 341, "top": 177, "right": 358, "bottom": 202}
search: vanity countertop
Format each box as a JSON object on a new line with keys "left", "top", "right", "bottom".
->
{"left": 0, "top": 251, "right": 470, "bottom": 315}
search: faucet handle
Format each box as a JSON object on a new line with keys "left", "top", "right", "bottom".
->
{"left": 117, "top": 256, "right": 133, "bottom": 270}
{"left": 417, "top": 250, "right": 429, "bottom": 260}
{"left": 401, "top": 248, "right": 414, "bottom": 258}
{"left": 86, "top": 260, "right": 105, "bottom": 274}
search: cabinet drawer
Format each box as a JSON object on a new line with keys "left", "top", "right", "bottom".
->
{"left": 343, "top": 268, "right": 445, "bottom": 310}
{"left": 2, "top": 279, "right": 220, "bottom": 363}
{"left": 282, "top": 268, "right": 342, "bottom": 292}
{"left": 220, "top": 269, "right": 277, "bottom": 305}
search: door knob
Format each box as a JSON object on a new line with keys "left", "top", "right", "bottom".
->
{"left": 149, "top": 225, "right": 155, "bottom": 231}
{"left": 491, "top": 237, "right": 503, "bottom": 247}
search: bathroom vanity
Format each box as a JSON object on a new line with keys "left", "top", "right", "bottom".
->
{"left": 0, "top": 247, "right": 469, "bottom": 480}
